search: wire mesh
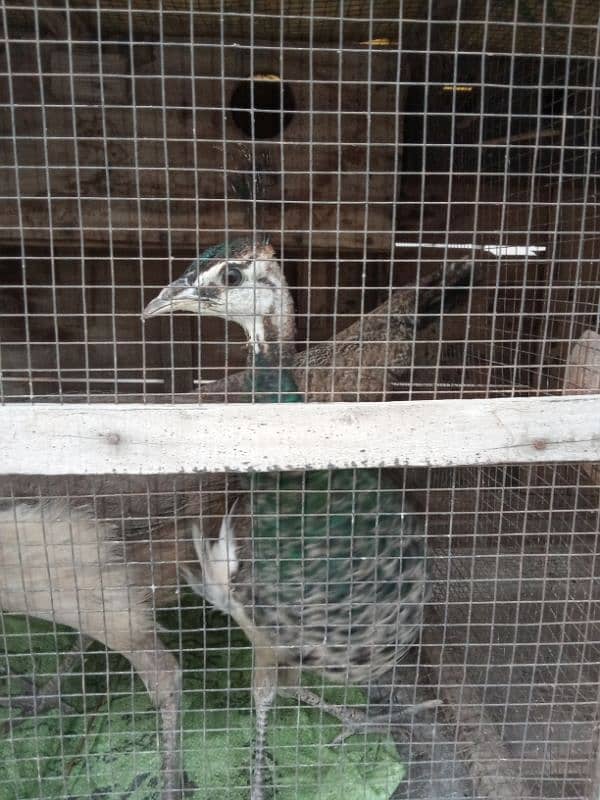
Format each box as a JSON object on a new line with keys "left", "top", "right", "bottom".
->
{"left": 1, "top": 465, "right": 598, "bottom": 798}
{"left": 0, "top": 3, "right": 599, "bottom": 800}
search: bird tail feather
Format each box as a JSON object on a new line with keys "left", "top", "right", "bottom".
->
{"left": 414, "top": 257, "right": 475, "bottom": 330}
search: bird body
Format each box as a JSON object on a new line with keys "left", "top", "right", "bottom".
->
{"left": 0, "top": 501, "right": 154, "bottom": 639}
{"left": 143, "top": 239, "right": 435, "bottom": 798}
{"left": 0, "top": 487, "right": 224, "bottom": 800}
{"left": 191, "top": 469, "right": 425, "bottom": 685}
{"left": 190, "top": 252, "right": 474, "bottom": 402}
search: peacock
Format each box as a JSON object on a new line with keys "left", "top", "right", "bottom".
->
{"left": 0, "top": 246, "right": 473, "bottom": 799}
{"left": 188, "top": 254, "right": 475, "bottom": 403}
{"left": 143, "top": 238, "right": 455, "bottom": 799}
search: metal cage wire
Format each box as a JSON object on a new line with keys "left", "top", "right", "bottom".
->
{"left": 0, "top": 3, "right": 599, "bottom": 800}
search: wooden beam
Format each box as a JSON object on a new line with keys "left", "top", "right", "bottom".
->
{"left": 0, "top": 395, "right": 598, "bottom": 475}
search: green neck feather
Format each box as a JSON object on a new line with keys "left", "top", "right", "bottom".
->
{"left": 244, "top": 348, "right": 302, "bottom": 403}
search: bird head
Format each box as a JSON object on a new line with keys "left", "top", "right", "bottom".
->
{"left": 142, "top": 238, "right": 294, "bottom": 350}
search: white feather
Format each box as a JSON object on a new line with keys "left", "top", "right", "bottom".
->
{"left": 186, "top": 500, "right": 240, "bottom": 616}
{"left": 195, "top": 257, "right": 285, "bottom": 346}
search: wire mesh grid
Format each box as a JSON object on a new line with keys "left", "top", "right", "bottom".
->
{"left": 1, "top": 465, "right": 598, "bottom": 799}
{"left": 0, "top": 3, "right": 599, "bottom": 800}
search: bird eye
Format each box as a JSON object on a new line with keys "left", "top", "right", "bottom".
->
{"left": 226, "top": 266, "right": 243, "bottom": 286}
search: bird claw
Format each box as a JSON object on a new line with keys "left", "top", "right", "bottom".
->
{"left": 328, "top": 718, "right": 385, "bottom": 746}
{"left": 326, "top": 698, "right": 444, "bottom": 747}
{"left": 327, "top": 708, "right": 398, "bottom": 746}
{"left": 0, "top": 699, "right": 78, "bottom": 737}
{"left": 0, "top": 682, "right": 79, "bottom": 718}
{"left": 0, "top": 670, "right": 81, "bottom": 736}
{"left": 281, "top": 685, "right": 442, "bottom": 746}
{"left": 0, "top": 637, "right": 92, "bottom": 732}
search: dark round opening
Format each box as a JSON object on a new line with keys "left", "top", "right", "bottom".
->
{"left": 230, "top": 76, "right": 295, "bottom": 139}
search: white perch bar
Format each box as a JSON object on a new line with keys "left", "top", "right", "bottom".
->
{"left": 0, "top": 395, "right": 599, "bottom": 475}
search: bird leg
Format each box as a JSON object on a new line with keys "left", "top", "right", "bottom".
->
{"left": 280, "top": 685, "right": 442, "bottom": 745}
{"left": 0, "top": 635, "right": 93, "bottom": 729}
{"left": 250, "top": 655, "right": 278, "bottom": 800}
{"left": 122, "top": 635, "right": 187, "bottom": 800}
{"left": 3, "top": 630, "right": 187, "bottom": 800}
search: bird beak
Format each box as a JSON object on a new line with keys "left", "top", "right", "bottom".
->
{"left": 142, "top": 277, "right": 199, "bottom": 319}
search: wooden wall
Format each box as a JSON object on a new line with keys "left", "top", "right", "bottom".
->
{"left": 0, "top": 246, "right": 395, "bottom": 397}
{"left": 0, "top": 36, "right": 405, "bottom": 253}
{"left": 0, "top": 9, "right": 596, "bottom": 401}
{"left": 0, "top": 9, "right": 409, "bottom": 396}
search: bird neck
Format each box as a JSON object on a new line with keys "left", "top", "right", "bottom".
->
{"left": 244, "top": 303, "right": 302, "bottom": 403}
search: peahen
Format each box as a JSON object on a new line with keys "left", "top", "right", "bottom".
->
{"left": 143, "top": 239, "right": 450, "bottom": 799}
{"left": 189, "top": 254, "right": 475, "bottom": 403}
{"left": 0, "top": 246, "right": 473, "bottom": 798}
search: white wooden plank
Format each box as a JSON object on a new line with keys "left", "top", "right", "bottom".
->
{"left": 0, "top": 396, "right": 598, "bottom": 475}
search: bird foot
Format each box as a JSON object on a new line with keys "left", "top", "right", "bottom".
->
{"left": 0, "top": 675, "right": 80, "bottom": 735}
{"left": 0, "top": 638, "right": 91, "bottom": 732}
{"left": 281, "top": 686, "right": 442, "bottom": 745}
{"left": 331, "top": 697, "right": 444, "bottom": 745}
{"left": 1, "top": 672, "right": 80, "bottom": 714}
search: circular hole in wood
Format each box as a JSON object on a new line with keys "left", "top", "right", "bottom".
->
{"left": 230, "top": 74, "right": 295, "bottom": 139}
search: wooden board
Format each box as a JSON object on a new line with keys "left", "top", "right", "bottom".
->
{"left": 0, "top": 395, "right": 598, "bottom": 474}
{"left": 0, "top": 41, "right": 405, "bottom": 252}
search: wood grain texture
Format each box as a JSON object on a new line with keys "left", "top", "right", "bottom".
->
{"left": 0, "top": 395, "right": 598, "bottom": 474}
